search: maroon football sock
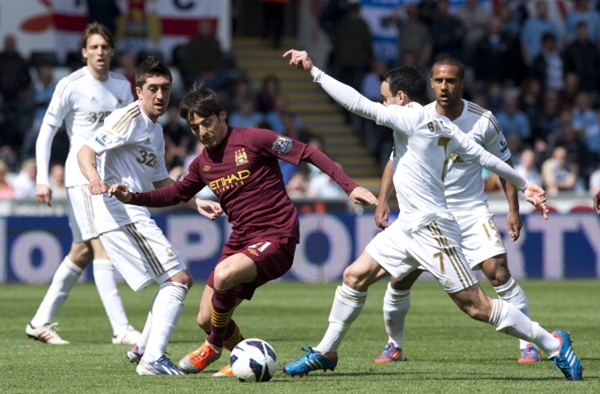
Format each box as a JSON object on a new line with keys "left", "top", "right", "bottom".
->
{"left": 207, "top": 287, "right": 237, "bottom": 347}
{"left": 223, "top": 320, "right": 244, "bottom": 352}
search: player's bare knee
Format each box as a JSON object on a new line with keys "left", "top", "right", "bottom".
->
{"left": 179, "top": 275, "right": 193, "bottom": 289}
{"left": 341, "top": 266, "right": 363, "bottom": 290}
{"left": 90, "top": 238, "right": 109, "bottom": 259}
{"left": 393, "top": 270, "right": 422, "bottom": 290}
{"left": 68, "top": 244, "right": 93, "bottom": 267}
{"left": 212, "top": 266, "right": 235, "bottom": 289}
{"left": 390, "top": 277, "right": 402, "bottom": 290}
{"left": 212, "top": 267, "right": 226, "bottom": 285}
{"left": 481, "top": 255, "right": 511, "bottom": 287}
{"left": 170, "top": 269, "right": 193, "bottom": 289}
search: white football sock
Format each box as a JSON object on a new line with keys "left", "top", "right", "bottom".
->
{"left": 142, "top": 282, "right": 188, "bottom": 362}
{"left": 494, "top": 277, "right": 532, "bottom": 350}
{"left": 382, "top": 282, "right": 410, "bottom": 348}
{"left": 315, "top": 284, "right": 367, "bottom": 354}
{"left": 136, "top": 286, "right": 160, "bottom": 355}
{"left": 136, "top": 310, "right": 152, "bottom": 354}
{"left": 489, "top": 299, "right": 559, "bottom": 357}
{"left": 93, "top": 259, "right": 130, "bottom": 335}
{"left": 30, "top": 257, "right": 82, "bottom": 327}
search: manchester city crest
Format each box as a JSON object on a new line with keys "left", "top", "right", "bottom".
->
{"left": 235, "top": 149, "right": 249, "bottom": 166}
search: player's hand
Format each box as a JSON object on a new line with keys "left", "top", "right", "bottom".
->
{"left": 107, "top": 183, "right": 132, "bottom": 203}
{"left": 374, "top": 202, "right": 390, "bottom": 229}
{"left": 348, "top": 187, "right": 378, "bottom": 206}
{"left": 283, "top": 49, "right": 314, "bottom": 71}
{"left": 594, "top": 191, "right": 600, "bottom": 215}
{"left": 196, "top": 198, "right": 223, "bottom": 220}
{"left": 88, "top": 179, "right": 108, "bottom": 195}
{"left": 36, "top": 184, "right": 53, "bottom": 207}
{"left": 523, "top": 183, "right": 548, "bottom": 220}
{"left": 506, "top": 210, "right": 523, "bottom": 241}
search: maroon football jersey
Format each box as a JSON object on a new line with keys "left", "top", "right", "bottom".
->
{"left": 148, "top": 127, "right": 304, "bottom": 242}
{"left": 186, "top": 127, "right": 304, "bottom": 241}
{"left": 129, "top": 126, "right": 358, "bottom": 243}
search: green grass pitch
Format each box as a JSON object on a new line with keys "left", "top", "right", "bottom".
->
{"left": 1, "top": 279, "right": 598, "bottom": 393}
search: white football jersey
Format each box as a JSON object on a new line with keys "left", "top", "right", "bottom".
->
{"left": 314, "top": 69, "right": 527, "bottom": 232}
{"left": 424, "top": 99, "right": 511, "bottom": 210}
{"left": 85, "top": 101, "right": 170, "bottom": 233}
{"left": 41, "top": 67, "right": 133, "bottom": 187}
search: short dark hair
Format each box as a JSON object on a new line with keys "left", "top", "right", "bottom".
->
{"left": 179, "top": 83, "right": 225, "bottom": 123}
{"left": 135, "top": 55, "right": 172, "bottom": 88}
{"left": 432, "top": 55, "right": 466, "bottom": 81}
{"left": 81, "top": 22, "right": 114, "bottom": 49}
{"left": 380, "top": 66, "right": 427, "bottom": 105}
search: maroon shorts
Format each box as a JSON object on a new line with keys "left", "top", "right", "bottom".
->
{"left": 206, "top": 236, "right": 297, "bottom": 300}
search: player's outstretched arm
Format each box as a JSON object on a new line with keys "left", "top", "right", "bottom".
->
{"left": 107, "top": 183, "right": 132, "bottom": 203}
{"left": 523, "top": 183, "right": 549, "bottom": 220}
{"left": 456, "top": 132, "right": 547, "bottom": 221}
{"left": 150, "top": 178, "right": 219, "bottom": 216}
{"left": 285, "top": 48, "right": 386, "bottom": 128}
{"left": 348, "top": 186, "right": 378, "bottom": 206}
{"left": 299, "top": 145, "right": 377, "bottom": 206}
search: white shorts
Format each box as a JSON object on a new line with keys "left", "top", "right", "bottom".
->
{"left": 67, "top": 185, "right": 99, "bottom": 243}
{"left": 99, "top": 219, "right": 186, "bottom": 291}
{"left": 366, "top": 218, "right": 477, "bottom": 293}
{"left": 453, "top": 209, "right": 507, "bottom": 269}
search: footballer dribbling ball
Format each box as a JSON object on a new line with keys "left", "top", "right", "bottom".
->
{"left": 230, "top": 338, "right": 278, "bottom": 382}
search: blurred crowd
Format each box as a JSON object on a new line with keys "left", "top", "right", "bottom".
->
{"left": 2, "top": 0, "right": 600, "bottom": 201}
{"left": 0, "top": 2, "right": 343, "bottom": 202}
{"left": 319, "top": 0, "right": 600, "bottom": 197}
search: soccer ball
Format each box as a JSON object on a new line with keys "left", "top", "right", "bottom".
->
{"left": 230, "top": 338, "right": 278, "bottom": 382}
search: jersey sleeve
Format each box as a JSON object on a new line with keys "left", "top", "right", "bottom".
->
{"left": 36, "top": 78, "right": 76, "bottom": 185}
{"left": 481, "top": 113, "right": 511, "bottom": 162}
{"left": 35, "top": 122, "right": 61, "bottom": 186}
{"left": 301, "top": 146, "right": 358, "bottom": 194}
{"left": 450, "top": 125, "right": 527, "bottom": 190}
{"left": 129, "top": 182, "right": 185, "bottom": 207}
{"left": 172, "top": 157, "right": 207, "bottom": 202}
{"left": 250, "top": 127, "right": 308, "bottom": 166}
{"left": 42, "top": 78, "right": 72, "bottom": 128}
{"left": 85, "top": 120, "right": 130, "bottom": 155}
{"left": 246, "top": 127, "right": 359, "bottom": 194}
{"left": 128, "top": 149, "right": 206, "bottom": 206}
{"left": 85, "top": 106, "right": 138, "bottom": 155}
